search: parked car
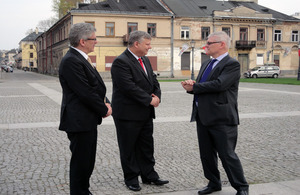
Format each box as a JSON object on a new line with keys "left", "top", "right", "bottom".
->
{"left": 244, "top": 65, "right": 280, "bottom": 78}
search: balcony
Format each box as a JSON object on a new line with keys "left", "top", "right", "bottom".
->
{"left": 235, "top": 40, "right": 256, "bottom": 50}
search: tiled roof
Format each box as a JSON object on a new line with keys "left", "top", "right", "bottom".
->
{"left": 21, "top": 32, "right": 43, "bottom": 42}
{"left": 72, "top": 0, "right": 172, "bottom": 16}
{"left": 162, "top": 0, "right": 300, "bottom": 21}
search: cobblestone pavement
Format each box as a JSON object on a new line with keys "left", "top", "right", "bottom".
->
{"left": 0, "top": 70, "right": 300, "bottom": 195}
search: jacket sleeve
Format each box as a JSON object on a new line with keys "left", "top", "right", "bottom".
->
{"left": 193, "top": 59, "right": 240, "bottom": 94}
{"left": 111, "top": 57, "right": 153, "bottom": 106}
{"left": 60, "top": 56, "right": 108, "bottom": 117}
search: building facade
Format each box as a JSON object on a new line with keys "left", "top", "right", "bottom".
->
{"left": 36, "top": 0, "right": 300, "bottom": 77}
{"left": 19, "top": 30, "right": 43, "bottom": 71}
{"left": 36, "top": 0, "right": 172, "bottom": 77}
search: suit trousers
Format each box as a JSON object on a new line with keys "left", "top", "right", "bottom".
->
{"left": 67, "top": 129, "right": 98, "bottom": 195}
{"left": 196, "top": 117, "right": 248, "bottom": 191}
{"left": 113, "top": 117, "right": 159, "bottom": 185}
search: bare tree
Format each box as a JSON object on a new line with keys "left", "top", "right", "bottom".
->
{"left": 37, "top": 17, "right": 58, "bottom": 32}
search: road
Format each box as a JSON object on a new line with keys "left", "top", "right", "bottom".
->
{"left": 0, "top": 70, "right": 300, "bottom": 194}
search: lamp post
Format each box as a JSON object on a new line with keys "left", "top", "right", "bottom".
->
{"left": 190, "top": 39, "right": 196, "bottom": 80}
{"left": 298, "top": 41, "right": 300, "bottom": 80}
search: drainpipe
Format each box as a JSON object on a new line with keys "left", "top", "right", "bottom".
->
{"left": 171, "top": 15, "right": 174, "bottom": 78}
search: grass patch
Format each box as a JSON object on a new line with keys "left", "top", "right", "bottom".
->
{"left": 158, "top": 78, "right": 300, "bottom": 85}
{"left": 240, "top": 78, "right": 300, "bottom": 85}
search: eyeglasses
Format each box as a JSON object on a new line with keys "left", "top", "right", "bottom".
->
{"left": 206, "top": 41, "right": 221, "bottom": 45}
{"left": 86, "top": 38, "right": 97, "bottom": 41}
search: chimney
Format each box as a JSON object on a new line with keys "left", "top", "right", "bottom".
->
{"left": 35, "top": 27, "right": 38, "bottom": 34}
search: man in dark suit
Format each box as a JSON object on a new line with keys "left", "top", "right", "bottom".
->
{"left": 182, "top": 31, "right": 249, "bottom": 195}
{"left": 111, "top": 31, "right": 169, "bottom": 191}
{"left": 59, "top": 23, "right": 112, "bottom": 195}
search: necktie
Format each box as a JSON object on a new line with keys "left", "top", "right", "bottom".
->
{"left": 200, "top": 59, "right": 217, "bottom": 83}
{"left": 195, "top": 59, "right": 217, "bottom": 106}
{"left": 87, "top": 57, "right": 96, "bottom": 70}
{"left": 138, "top": 58, "right": 146, "bottom": 73}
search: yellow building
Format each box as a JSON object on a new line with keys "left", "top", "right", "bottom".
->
{"left": 36, "top": 0, "right": 172, "bottom": 77}
{"left": 19, "top": 30, "right": 42, "bottom": 71}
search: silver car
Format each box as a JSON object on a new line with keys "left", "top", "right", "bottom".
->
{"left": 244, "top": 65, "right": 280, "bottom": 78}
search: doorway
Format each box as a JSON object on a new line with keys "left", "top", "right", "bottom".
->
{"left": 238, "top": 54, "right": 249, "bottom": 75}
{"left": 181, "top": 52, "right": 190, "bottom": 70}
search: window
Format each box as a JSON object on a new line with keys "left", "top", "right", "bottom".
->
{"left": 240, "top": 28, "right": 248, "bottom": 40}
{"left": 201, "top": 27, "right": 210, "bottom": 40}
{"left": 257, "top": 29, "right": 265, "bottom": 41}
{"left": 128, "top": 23, "right": 138, "bottom": 34}
{"left": 30, "top": 45, "right": 33, "bottom": 49}
{"left": 291, "top": 30, "right": 299, "bottom": 42}
{"left": 256, "top": 53, "right": 264, "bottom": 65}
{"left": 181, "top": 26, "right": 189, "bottom": 39}
{"left": 30, "top": 53, "right": 33, "bottom": 58}
{"left": 147, "top": 23, "right": 156, "bottom": 37}
{"left": 222, "top": 27, "right": 230, "bottom": 37}
{"left": 105, "top": 22, "right": 115, "bottom": 37}
{"left": 274, "top": 30, "right": 282, "bottom": 41}
{"left": 86, "top": 21, "right": 95, "bottom": 27}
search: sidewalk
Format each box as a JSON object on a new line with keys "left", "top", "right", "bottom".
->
{"left": 148, "top": 180, "right": 300, "bottom": 195}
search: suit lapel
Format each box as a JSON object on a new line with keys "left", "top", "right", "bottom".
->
{"left": 70, "top": 48, "right": 106, "bottom": 88}
{"left": 196, "top": 55, "right": 230, "bottom": 82}
{"left": 196, "top": 60, "right": 210, "bottom": 82}
{"left": 125, "top": 50, "right": 151, "bottom": 83}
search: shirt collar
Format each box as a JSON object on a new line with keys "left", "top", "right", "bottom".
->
{"left": 215, "top": 52, "right": 228, "bottom": 62}
{"left": 128, "top": 48, "right": 139, "bottom": 60}
{"left": 71, "top": 46, "right": 89, "bottom": 60}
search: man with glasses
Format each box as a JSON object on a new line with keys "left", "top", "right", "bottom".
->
{"left": 181, "top": 31, "right": 249, "bottom": 195}
{"left": 59, "top": 23, "right": 112, "bottom": 195}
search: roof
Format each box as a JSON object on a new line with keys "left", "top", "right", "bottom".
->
{"left": 71, "top": 0, "right": 172, "bottom": 16}
{"left": 21, "top": 32, "right": 43, "bottom": 42}
{"left": 162, "top": 0, "right": 300, "bottom": 21}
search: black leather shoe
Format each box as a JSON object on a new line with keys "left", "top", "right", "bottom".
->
{"left": 143, "top": 178, "right": 169, "bottom": 185}
{"left": 126, "top": 184, "right": 141, "bottom": 191}
{"left": 198, "top": 186, "right": 222, "bottom": 194}
{"left": 236, "top": 189, "right": 248, "bottom": 195}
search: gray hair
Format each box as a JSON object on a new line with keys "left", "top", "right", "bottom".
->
{"left": 69, "top": 23, "right": 96, "bottom": 47}
{"left": 128, "top": 31, "right": 151, "bottom": 47}
{"left": 208, "top": 31, "right": 231, "bottom": 48}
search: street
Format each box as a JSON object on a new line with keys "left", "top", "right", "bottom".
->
{"left": 0, "top": 70, "right": 300, "bottom": 195}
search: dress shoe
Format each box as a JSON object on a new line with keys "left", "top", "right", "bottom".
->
{"left": 198, "top": 186, "right": 222, "bottom": 195}
{"left": 143, "top": 178, "right": 169, "bottom": 185}
{"left": 236, "top": 189, "right": 248, "bottom": 195}
{"left": 126, "top": 184, "right": 141, "bottom": 191}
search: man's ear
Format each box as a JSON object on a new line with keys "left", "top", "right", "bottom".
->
{"left": 79, "top": 39, "right": 85, "bottom": 47}
{"left": 133, "top": 41, "right": 139, "bottom": 48}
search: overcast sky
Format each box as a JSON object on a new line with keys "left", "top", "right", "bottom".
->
{"left": 0, "top": 0, "right": 298, "bottom": 50}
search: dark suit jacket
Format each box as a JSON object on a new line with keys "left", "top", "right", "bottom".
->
{"left": 190, "top": 55, "right": 240, "bottom": 126}
{"left": 59, "top": 47, "right": 109, "bottom": 132}
{"left": 111, "top": 49, "right": 161, "bottom": 121}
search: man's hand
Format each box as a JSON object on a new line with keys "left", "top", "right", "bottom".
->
{"left": 150, "top": 94, "right": 160, "bottom": 107}
{"left": 181, "top": 80, "right": 195, "bottom": 92}
{"left": 103, "top": 103, "right": 112, "bottom": 118}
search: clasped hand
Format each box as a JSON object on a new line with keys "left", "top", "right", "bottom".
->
{"left": 150, "top": 94, "right": 160, "bottom": 107}
{"left": 104, "top": 103, "right": 112, "bottom": 118}
{"left": 181, "top": 80, "right": 195, "bottom": 92}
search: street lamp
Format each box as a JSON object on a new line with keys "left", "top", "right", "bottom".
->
{"left": 298, "top": 41, "right": 300, "bottom": 81}
{"left": 190, "top": 39, "right": 196, "bottom": 80}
